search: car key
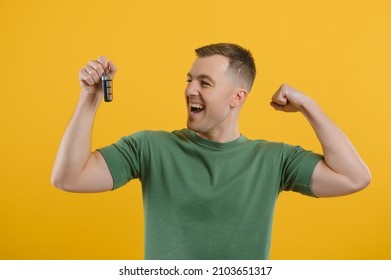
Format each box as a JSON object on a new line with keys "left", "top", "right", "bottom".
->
{"left": 102, "top": 67, "right": 113, "bottom": 102}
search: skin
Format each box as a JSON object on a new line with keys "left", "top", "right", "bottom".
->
{"left": 51, "top": 54, "right": 371, "bottom": 197}
{"left": 270, "top": 84, "right": 371, "bottom": 197}
{"left": 51, "top": 56, "right": 116, "bottom": 192}
{"left": 185, "top": 55, "right": 247, "bottom": 143}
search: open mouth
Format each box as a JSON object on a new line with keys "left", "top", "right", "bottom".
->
{"left": 190, "top": 103, "right": 205, "bottom": 114}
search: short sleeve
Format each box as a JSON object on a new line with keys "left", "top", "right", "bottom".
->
{"left": 281, "top": 144, "right": 323, "bottom": 197}
{"left": 97, "top": 131, "right": 146, "bottom": 190}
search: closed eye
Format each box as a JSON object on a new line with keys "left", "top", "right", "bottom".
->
{"left": 201, "top": 81, "right": 211, "bottom": 87}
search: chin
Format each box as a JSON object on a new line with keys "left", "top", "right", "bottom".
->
{"left": 186, "top": 120, "right": 201, "bottom": 133}
{"left": 186, "top": 121, "right": 195, "bottom": 131}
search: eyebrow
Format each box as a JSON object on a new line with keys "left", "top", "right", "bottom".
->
{"left": 187, "top": 73, "right": 215, "bottom": 84}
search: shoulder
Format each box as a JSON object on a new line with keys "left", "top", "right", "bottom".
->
{"left": 243, "top": 138, "right": 319, "bottom": 162}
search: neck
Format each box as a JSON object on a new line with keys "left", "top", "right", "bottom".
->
{"left": 195, "top": 126, "right": 240, "bottom": 143}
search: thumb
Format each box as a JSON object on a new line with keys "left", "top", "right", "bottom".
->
{"left": 273, "top": 91, "right": 288, "bottom": 105}
{"left": 272, "top": 84, "right": 289, "bottom": 105}
{"left": 270, "top": 101, "right": 284, "bottom": 111}
{"left": 97, "top": 56, "right": 117, "bottom": 79}
{"left": 108, "top": 60, "right": 117, "bottom": 79}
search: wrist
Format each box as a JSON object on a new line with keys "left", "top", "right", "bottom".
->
{"left": 298, "top": 95, "right": 317, "bottom": 115}
{"left": 77, "top": 90, "right": 102, "bottom": 112}
{"left": 299, "top": 97, "right": 328, "bottom": 129}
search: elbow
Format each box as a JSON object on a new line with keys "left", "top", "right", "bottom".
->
{"left": 361, "top": 170, "right": 372, "bottom": 190}
{"left": 351, "top": 169, "right": 372, "bottom": 193}
{"left": 51, "top": 171, "right": 75, "bottom": 192}
{"left": 51, "top": 169, "right": 60, "bottom": 189}
{"left": 50, "top": 172, "right": 66, "bottom": 191}
{"left": 51, "top": 165, "right": 63, "bottom": 190}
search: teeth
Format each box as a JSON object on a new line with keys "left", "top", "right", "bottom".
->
{"left": 190, "top": 103, "right": 205, "bottom": 109}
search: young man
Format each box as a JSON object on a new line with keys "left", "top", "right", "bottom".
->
{"left": 51, "top": 43, "right": 371, "bottom": 259}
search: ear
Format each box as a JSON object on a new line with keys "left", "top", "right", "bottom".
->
{"left": 230, "top": 88, "right": 248, "bottom": 108}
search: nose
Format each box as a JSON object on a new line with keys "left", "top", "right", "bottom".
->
{"left": 185, "top": 80, "right": 199, "bottom": 97}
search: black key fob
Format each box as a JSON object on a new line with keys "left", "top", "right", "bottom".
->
{"left": 102, "top": 71, "right": 113, "bottom": 102}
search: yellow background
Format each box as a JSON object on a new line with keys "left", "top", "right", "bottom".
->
{"left": 1, "top": 0, "right": 390, "bottom": 259}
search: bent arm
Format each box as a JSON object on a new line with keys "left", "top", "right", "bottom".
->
{"left": 301, "top": 98, "right": 371, "bottom": 197}
{"left": 271, "top": 84, "right": 371, "bottom": 197}
{"left": 51, "top": 92, "right": 113, "bottom": 192}
{"left": 51, "top": 57, "right": 116, "bottom": 192}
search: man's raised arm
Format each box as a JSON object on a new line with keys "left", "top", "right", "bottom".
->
{"left": 270, "top": 84, "right": 371, "bottom": 197}
{"left": 51, "top": 56, "right": 117, "bottom": 193}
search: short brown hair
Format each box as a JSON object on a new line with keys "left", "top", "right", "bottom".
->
{"left": 195, "top": 43, "right": 256, "bottom": 91}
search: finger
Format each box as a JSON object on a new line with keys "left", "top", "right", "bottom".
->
{"left": 270, "top": 101, "right": 284, "bottom": 111}
{"left": 271, "top": 91, "right": 287, "bottom": 105}
{"left": 84, "top": 64, "right": 101, "bottom": 84}
{"left": 79, "top": 68, "right": 95, "bottom": 86}
{"left": 107, "top": 60, "right": 117, "bottom": 78}
{"left": 97, "top": 55, "right": 109, "bottom": 72}
{"left": 87, "top": 60, "right": 105, "bottom": 78}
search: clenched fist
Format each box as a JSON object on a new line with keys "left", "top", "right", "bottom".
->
{"left": 270, "top": 84, "right": 311, "bottom": 113}
{"left": 79, "top": 56, "right": 117, "bottom": 97}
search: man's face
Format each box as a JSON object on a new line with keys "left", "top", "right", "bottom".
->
{"left": 185, "top": 55, "right": 239, "bottom": 139}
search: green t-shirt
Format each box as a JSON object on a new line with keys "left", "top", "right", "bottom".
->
{"left": 98, "top": 129, "right": 323, "bottom": 260}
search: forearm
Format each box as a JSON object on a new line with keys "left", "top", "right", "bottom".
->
{"left": 51, "top": 91, "right": 101, "bottom": 188}
{"left": 300, "top": 97, "right": 371, "bottom": 188}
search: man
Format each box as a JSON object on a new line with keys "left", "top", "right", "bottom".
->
{"left": 51, "top": 43, "right": 371, "bottom": 259}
